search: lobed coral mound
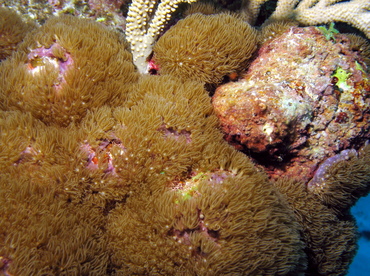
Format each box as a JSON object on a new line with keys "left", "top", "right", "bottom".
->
{"left": 0, "top": 6, "right": 369, "bottom": 276}
{"left": 273, "top": 177, "right": 359, "bottom": 276}
{"left": 0, "top": 14, "right": 139, "bottom": 127}
{"left": 153, "top": 13, "right": 259, "bottom": 85}
{"left": 0, "top": 172, "right": 110, "bottom": 275}
{"left": 108, "top": 160, "right": 305, "bottom": 275}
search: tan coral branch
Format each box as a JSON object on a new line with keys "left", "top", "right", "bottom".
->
{"left": 269, "top": 0, "right": 370, "bottom": 38}
{"left": 126, "top": 0, "right": 198, "bottom": 74}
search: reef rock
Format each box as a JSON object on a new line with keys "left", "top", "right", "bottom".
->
{"left": 213, "top": 26, "right": 370, "bottom": 183}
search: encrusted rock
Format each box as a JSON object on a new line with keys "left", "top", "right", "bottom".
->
{"left": 213, "top": 26, "right": 370, "bottom": 182}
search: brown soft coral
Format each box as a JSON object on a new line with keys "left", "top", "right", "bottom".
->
{"left": 108, "top": 147, "right": 306, "bottom": 275}
{"left": 0, "top": 172, "right": 110, "bottom": 275}
{"left": 307, "top": 144, "right": 370, "bottom": 213}
{"left": 101, "top": 76, "right": 305, "bottom": 275}
{"left": 153, "top": 13, "right": 258, "bottom": 85}
{"left": 0, "top": 15, "right": 139, "bottom": 127}
{"left": 0, "top": 73, "right": 307, "bottom": 275}
{"left": 273, "top": 178, "right": 358, "bottom": 276}
{"left": 0, "top": 7, "right": 36, "bottom": 60}
{"left": 0, "top": 9, "right": 369, "bottom": 276}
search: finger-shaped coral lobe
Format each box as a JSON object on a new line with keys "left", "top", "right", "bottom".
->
{"left": 153, "top": 13, "right": 258, "bottom": 85}
{"left": 108, "top": 152, "right": 306, "bottom": 275}
{"left": 0, "top": 15, "right": 139, "bottom": 126}
{"left": 0, "top": 7, "right": 36, "bottom": 60}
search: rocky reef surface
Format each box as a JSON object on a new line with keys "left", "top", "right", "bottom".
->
{"left": 213, "top": 26, "right": 369, "bottom": 184}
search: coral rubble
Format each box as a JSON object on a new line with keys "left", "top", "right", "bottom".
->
{"left": 0, "top": 2, "right": 369, "bottom": 276}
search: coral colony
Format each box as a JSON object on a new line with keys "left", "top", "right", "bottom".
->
{"left": 0, "top": 0, "right": 369, "bottom": 275}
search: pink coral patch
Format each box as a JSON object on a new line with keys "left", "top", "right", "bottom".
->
{"left": 27, "top": 43, "right": 73, "bottom": 90}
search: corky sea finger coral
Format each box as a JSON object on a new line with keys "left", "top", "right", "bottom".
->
{"left": 267, "top": 0, "right": 370, "bottom": 39}
{"left": 153, "top": 12, "right": 259, "bottom": 85}
{"left": 126, "top": 0, "right": 198, "bottom": 73}
{"left": 0, "top": 15, "right": 139, "bottom": 127}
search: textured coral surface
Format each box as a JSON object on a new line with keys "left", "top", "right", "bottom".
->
{"left": 153, "top": 13, "right": 258, "bottom": 84}
{"left": 0, "top": 2, "right": 369, "bottom": 276}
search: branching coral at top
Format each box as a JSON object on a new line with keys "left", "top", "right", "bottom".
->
{"left": 126, "top": 0, "right": 197, "bottom": 74}
{"left": 242, "top": 0, "right": 370, "bottom": 38}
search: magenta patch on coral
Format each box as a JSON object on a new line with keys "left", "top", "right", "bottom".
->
{"left": 170, "top": 170, "right": 234, "bottom": 194}
{"left": 168, "top": 209, "right": 220, "bottom": 258}
{"left": 27, "top": 43, "right": 73, "bottom": 90}
{"left": 148, "top": 58, "right": 160, "bottom": 75}
{"left": 308, "top": 149, "right": 358, "bottom": 190}
{"left": 158, "top": 124, "right": 192, "bottom": 143}
{"left": 13, "top": 146, "right": 38, "bottom": 166}
{"left": 80, "top": 139, "right": 126, "bottom": 175}
{"left": 0, "top": 256, "right": 12, "bottom": 276}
